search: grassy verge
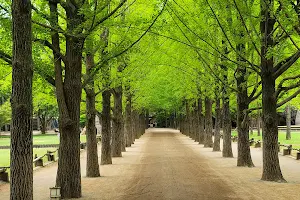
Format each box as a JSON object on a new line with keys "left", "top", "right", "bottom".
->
{"left": 0, "top": 134, "right": 87, "bottom": 171}
{"left": 0, "top": 134, "right": 87, "bottom": 146}
{"left": 232, "top": 130, "right": 300, "bottom": 156}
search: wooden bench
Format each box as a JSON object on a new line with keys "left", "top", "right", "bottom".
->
{"left": 231, "top": 136, "right": 238, "bottom": 142}
{"left": 295, "top": 150, "right": 300, "bottom": 160}
{"left": 96, "top": 135, "right": 101, "bottom": 143}
{"left": 80, "top": 143, "right": 86, "bottom": 149}
{"left": 46, "top": 150, "right": 56, "bottom": 162}
{"left": 249, "top": 138, "right": 255, "bottom": 146}
{"left": 282, "top": 145, "right": 292, "bottom": 156}
{"left": 33, "top": 154, "right": 44, "bottom": 167}
{"left": 0, "top": 167, "right": 9, "bottom": 182}
{"left": 254, "top": 140, "right": 261, "bottom": 148}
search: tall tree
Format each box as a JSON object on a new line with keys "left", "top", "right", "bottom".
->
{"left": 11, "top": 0, "right": 33, "bottom": 199}
{"left": 85, "top": 40, "right": 100, "bottom": 177}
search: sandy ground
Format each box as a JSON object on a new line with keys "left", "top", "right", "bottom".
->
{"left": 1, "top": 128, "right": 300, "bottom": 200}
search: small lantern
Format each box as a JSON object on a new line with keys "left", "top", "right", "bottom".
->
{"left": 50, "top": 187, "right": 61, "bottom": 200}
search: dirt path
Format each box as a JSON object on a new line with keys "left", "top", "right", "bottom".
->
{"left": 1, "top": 128, "right": 300, "bottom": 199}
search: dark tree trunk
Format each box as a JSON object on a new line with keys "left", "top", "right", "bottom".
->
{"left": 213, "top": 96, "right": 221, "bottom": 151}
{"left": 192, "top": 103, "right": 197, "bottom": 141}
{"left": 260, "top": 0, "right": 285, "bottom": 182}
{"left": 56, "top": 35, "right": 83, "bottom": 199}
{"left": 236, "top": 59, "right": 254, "bottom": 167}
{"left": 101, "top": 89, "right": 112, "bottom": 165}
{"left": 131, "top": 110, "right": 137, "bottom": 142}
{"left": 124, "top": 94, "right": 132, "bottom": 147}
{"left": 185, "top": 101, "right": 191, "bottom": 137}
{"left": 194, "top": 105, "right": 200, "bottom": 142}
{"left": 204, "top": 97, "right": 213, "bottom": 147}
{"left": 49, "top": 1, "right": 83, "bottom": 198}
{"left": 121, "top": 119, "right": 126, "bottom": 152}
{"left": 39, "top": 115, "right": 47, "bottom": 134}
{"left": 85, "top": 50, "right": 100, "bottom": 177}
{"left": 100, "top": 27, "right": 112, "bottom": 165}
{"left": 222, "top": 92, "right": 233, "bottom": 157}
{"left": 286, "top": 104, "right": 291, "bottom": 140}
{"left": 145, "top": 110, "right": 149, "bottom": 129}
{"left": 198, "top": 98, "right": 205, "bottom": 144}
{"left": 257, "top": 112, "right": 261, "bottom": 136}
{"left": 111, "top": 86, "right": 123, "bottom": 157}
{"left": 11, "top": 0, "right": 33, "bottom": 199}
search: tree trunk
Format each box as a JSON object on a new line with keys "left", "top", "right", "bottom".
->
{"left": 213, "top": 96, "right": 221, "bottom": 151}
{"left": 85, "top": 50, "right": 100, "bottom": 177}
{"left": 236, "top": 60, "right": 254, "bottom": 167}
{"left": 222, "top": 93, "right": 233, "bottom": 157}
{"left": 260, "top": 0, "right": 285, "bottom": 182}
{"left": 204, "top": 97, "right": 213, "bottom": 147}
{"left": 121, "top": 119, "right": 126, "bottom": 152}
{"left": 101, "top": 89, "right": 112, "bottom": 165}
{"left": 111, "top": 86, "right": 123, "bottom": 157}
{"left": 286, "top": 104, "right": 291, "bottom": 140}
{"left": 198, "top": 98, "right": 205, "bottom": 144}
{"left": 11, "top": 0, "right": 33, "bottom": 199}
{"left": 56, "top": 38, "right": 83, "bottom": 199}
{"left": 185, "top": 101, "right": 191, "bottom": 137}
{"left": 257, "top": 113, "right": 261, "bottom": 136}
{"left": 39, "top": 115, "right": 47, "bottom": 134}
{"left": 124, "top": 94, "right": 132, "bottom": 147}
{"left": 100, "top": 26, "right": 112, "bottom": 165}
{"left": 131, "top": 110, "right": 137, "bottom": 142}
{"left": 194, "top": 105, "right": 200, "bottom": 142}
{"left": 48, "top": 1, "right": 84, "bottom": 198}
{"left": 145, "top": 110, "right": 149, "bottom": 129}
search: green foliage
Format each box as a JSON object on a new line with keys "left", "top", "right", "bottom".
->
{"left": 0, "top": 100, "right": 11, "bottom": 127}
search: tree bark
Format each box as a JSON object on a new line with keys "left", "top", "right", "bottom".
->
{"left": 48, "top": 1, "right": 84, "bottom": 198}
{"left": 101, "top": 89, "right": 112, "bottom": 165}
{"left": 85, "top": 49, "right": 100, "bottom": 177}
{"left": 236, "top": 59, "right": 254, "bottom": 167}
{"left": 194, "top": 104, "right": 200, "bottom": 143}
{"left": 204, "top": 97, "right": 213, "bottom": 147}
{"left": 124, "top": 94, "right": 132, "bottom": 147}
{"left": 111, "top": 86, "right": 123, "bottom": 157}
{"left": 185, "top": 101, "right": 191, "bottom": 137}
{"left": 260, "top": 0, "right": 285, "bottom": 182}
{"left": 39, "top": 115, "right": 47, "bottom": 134}
{"left": 286, "top": 104, "right": 291, "bottom": 140}
{"left": 213, "top": 96, "right": 221, "bottom": 151}
{"left": 257, "top": 112, "right": 261, "bottom": 136}
{"left": 222, "top": 91, "right": 233, "bottom": 157}
{"left": 11, "top": 0, "right": 33, "bottom": 199}
{"left": 198, "top": 98, "right": 205, "bottom": 144}
{"left": 145, "top": 110, "right": 149, "bottom": 129}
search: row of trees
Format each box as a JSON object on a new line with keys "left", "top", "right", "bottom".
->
{"left": 5, "top": 0, "right": 164, "bottom": 199}
{"left": 3, "top": 0, "right": 300, "bottom": 199}
{"left": 129, "top": 0, "right": 300, "bottom": 183}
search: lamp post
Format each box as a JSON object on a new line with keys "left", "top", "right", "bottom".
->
{"left": 50, "top": 187, "right": 61, "bottom": 199}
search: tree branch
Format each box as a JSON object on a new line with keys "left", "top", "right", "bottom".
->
{"left": 273, "top": 50, "right": 300, "bottom": 78}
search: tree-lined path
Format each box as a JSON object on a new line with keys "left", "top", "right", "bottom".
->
{"left": 1, "top": 128, "right": 300, "bottom": 200}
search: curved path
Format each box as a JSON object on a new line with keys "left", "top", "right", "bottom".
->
{"left": 1, "top": 128, "right": 300, "bottom": 199}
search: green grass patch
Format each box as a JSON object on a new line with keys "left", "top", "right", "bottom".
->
{"left": 232, "top": 130, "right": 300, "bottom": 149}
{"left": 0, "top": 148, "right": 59, "bottom": 176}
{"left": 0, "top": 134, "right": 86, "bottom": 171}
{"left": 0, "top": 134, "right": 87, "bottom": 146}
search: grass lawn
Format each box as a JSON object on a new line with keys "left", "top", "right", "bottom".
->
{"left": 232, "top": 130, "right": 300, "bottom": 157}
{"left": 0, "top": 134, "right": 87, "bottom": 169}
{"left": 0, "top": 134, "right": 87, "bottom": 146}
{"left": 231, "top": 130, "right": 300, "bottom": 149}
